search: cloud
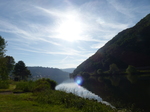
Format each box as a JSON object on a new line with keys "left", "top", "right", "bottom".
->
{"left": 106, "top": 0, "right": 150, "bottom": 20}
{"left": 106, "top": 0, "right": 133, "bottom": 17}
{"left": 1, "top": 0, "right": 150, "bottom": 68}
{"left": 60, "top": 56, "right": 69, "bottom": 63}
{"left": 0, "top": 16, "right": 61, "bottom": 47}
{"left": 27, "top": 4, "right": 129, "bottom": 44}
{"left": 14, "top": 45, "right": 78, "bottom": 56}
{"left": 34, "top": 6, "right": 65, "bottom": 18}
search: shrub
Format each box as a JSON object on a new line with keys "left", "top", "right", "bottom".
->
{"left": 0, "top": 80, "right": 9, "bottom": 89}
{"left": 32, "top": 78, "right": 51, "bottom": 93}
{"left": 109, "top": 63, "right": 120, "bottom": 75}
{"left": 45, "top": 78, "right": 57, "bottom": 90}
{"left": 126, "top": 65, "right": 137, "bottom": 75}
{"left": 14, "top": 81, "right": 35, "bottom": 92}
{"left": 14, "top": 78, "right": 57, "bottom": 93}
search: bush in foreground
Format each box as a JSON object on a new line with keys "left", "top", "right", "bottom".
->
{"left": 32, "top": 78, "right": 51, "bottom": 93}
{"left": 14, "top": 78, "right": 57, "bottom": 93}
{"left": 14, "top": 81, "right": 35, "bottom": 92}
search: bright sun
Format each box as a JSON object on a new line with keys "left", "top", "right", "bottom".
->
{"left": 57, "top": 14, "right": 83, "bottom": 42}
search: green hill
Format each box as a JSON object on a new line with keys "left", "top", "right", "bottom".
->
{"left": 73, "top": 13, "right": 150, "bottom": 75}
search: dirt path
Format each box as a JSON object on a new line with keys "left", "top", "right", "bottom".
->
{"left": 0, "top": 91, "right": 25, "bottom": 95}
{"left": 0, "top": 91, "right": 13, "bottom": 94}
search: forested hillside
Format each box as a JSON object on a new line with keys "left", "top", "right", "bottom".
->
{"left": 28, "top": 67, "right": 69, "bottom": 84}
{"left": 73, "top": 13, "right": 150, "bottom": 75}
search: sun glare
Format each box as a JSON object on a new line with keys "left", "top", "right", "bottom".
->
{"left": 57, "top": 14, "right": 83, "bottom": 42}
{"left": 74, "top": 76, "right": 83, "bottom": 85}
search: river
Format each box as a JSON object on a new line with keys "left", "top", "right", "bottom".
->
{"left": 55, "top": 79, "right": 115, "bottom": 108}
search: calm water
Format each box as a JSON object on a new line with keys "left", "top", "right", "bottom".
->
{"left": 55, "top": 79, "right": 114, "bottom": 108}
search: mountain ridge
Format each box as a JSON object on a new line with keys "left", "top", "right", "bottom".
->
{"left": 27, "top": 66, "right": 69, "bottom": 84}
{"left": 61, "top": 68, "right": 75, "bottom": 73}
{"left": 73, "top": 13, "right": 150, "bottom": 75}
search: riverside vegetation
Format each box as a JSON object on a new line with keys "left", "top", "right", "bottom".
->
{"left": 0, "top": 78, "right": 121, "bottom": 112}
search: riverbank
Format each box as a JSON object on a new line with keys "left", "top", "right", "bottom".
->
{"left": 0, "top": 80, "right": 117, "bottom": 112}
{"left": 0, "top": 90, "right": 117, "bottom": 112}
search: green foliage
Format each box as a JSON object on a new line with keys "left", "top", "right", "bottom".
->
{"left": 0, "top": 36, "right": 6, "bottom": 57}
{"left": 126, "top": 65, "right": 137, "bottom": 75}
{"left": 32, "top": 78, "right": 51, "bottom": 93}
{"left": 97, "top": 69, "right": 103, "bottom": 75}
{"left": 0, "top": 56, "right": 15, "bottom": 80}
{"left": 14, "top": 81, "right": 35, "bottom": 92}
{"left": 13, "top": 61, "right": 31, "bottom": 81}
{"left": 0, "top": 57, "right": 9, "bottom": 80}
{"left": 5, "top": 56, "right": 15, "bottom": 74}
{"left": 0, "top": 36, "right": 8, "bottom": 80}
{"left": 14, "top": 78, "right": 57, "bottom": 93}
{"left": 0, "top": 37, "right": 15, "bottom": 81}
{"left": 109, "top": 63, "right": 120, "bottom": 74}
{"left": 45, "top": 78, "right": 57, "bottom": 90}
{"left": 0, "top": 93, "right": 82, "bottom": 112}
{"left": 36, "top": 90, "right": 115, "bottom": 112}
{"left": 0, "top": 80, "right": 9, "bottom": 89}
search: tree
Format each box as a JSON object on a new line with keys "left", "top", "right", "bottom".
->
{"left": 126, "top": 65, "right": 137, "bottom": 75}
{"left": 109, "top": 63, "right": 119, "bottom": 75}
{"left": 0, "top": 36, "right": 8, "bottom": 80}
{"left": 0, "top": 36, "right": 6, "bottom": 57}
{"left": 126, "top": 65, "right": 138, "bottom": 83}
{"left": 13, "top": 61, "right": 31, "bottom": 81}
{"left": 0, "top": 57, "right": 8, "bottom": 80}
{"left": 97, "top": 69, "right": 103, "bottom": 75}
{"left": 5, "top": 56, "right": 15, "bottom": 74}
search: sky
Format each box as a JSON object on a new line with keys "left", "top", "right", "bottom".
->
{"left": 0, "top": 0, "right": 150, "bottom": 69}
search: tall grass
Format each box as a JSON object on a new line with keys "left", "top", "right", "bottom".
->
{"left": 36, "top": 90, "right": 116, "bottom": 112}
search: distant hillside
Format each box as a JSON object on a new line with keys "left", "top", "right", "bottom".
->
{"left": 28, "top": 67, "right": 69, "bottom": 84}
{"left": 61, "top": 68, "right": 75, "bottom": 73}
{"left": 73, "top": 13, "right": 150, "bottom": 75}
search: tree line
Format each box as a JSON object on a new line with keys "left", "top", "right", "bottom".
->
{"left": 0, "top": 36, "right": 31, "bottom": 81}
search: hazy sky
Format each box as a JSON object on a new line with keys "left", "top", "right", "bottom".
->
{"left": 1, "top": 0, "right": 150, "bottom": 68}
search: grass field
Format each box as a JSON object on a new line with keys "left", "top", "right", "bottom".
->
{"left": 0, "top": 93, "right": 82, "bottom": 112}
